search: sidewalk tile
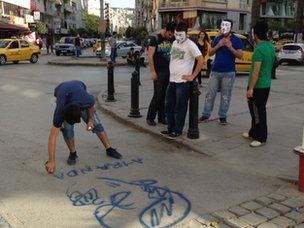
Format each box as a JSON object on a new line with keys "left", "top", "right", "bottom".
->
{"left": 269, "top": 216, "right": 296, "bottom": 227}
{"left": 257, "top": 222, "right": 280, "bottom": 228}
{"left": 269, "top": 203, "right": 292, "bottom": 214}
{"left": 285, "top": 211, "right": 304, "bottom": 224}
{"left": 226, "top": 217, "right": 250, "bottom": 228}
{"left": 267, "top": 193, "right": 287, "bottom": 202}
{"left": 228, "top": 206, "right": 251, "bottom": 217}
{"left": 0, "top": 217, "right": 10, "bottom": 228}
{"left": 212, "top": 210, "right": 236, "bottom": 220}
{"left": 185, "top": 219, "right": 206, "bottom": 228}
{"left": 255, "top": 207, "right": 280, "bottom": 220}
{"left": 239, "top": 213, "right": 268, "bottom": 226}
{"left": 196, "top": 213, "right": 219, "bottom": 226}
{"left": 281, "top": 198, "right": 304, "bottom": 209}
{"left": 255, "top": 196, "right": 275, "bottom": 206}
{"left": 218, "top": 223, "right": 233, "bottom": 228}
{"left": 240, "top": 201, "right": 264, "bottom": 211}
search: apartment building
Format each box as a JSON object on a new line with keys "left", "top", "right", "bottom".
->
{"left": 110, "top": 7, "right": 134, "bottom": 32}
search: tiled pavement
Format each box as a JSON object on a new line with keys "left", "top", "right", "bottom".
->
{"left": 0, "top": 216, "right": 11, "bottom": 228}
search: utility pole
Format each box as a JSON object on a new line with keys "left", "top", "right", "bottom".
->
{"left": 99, "top": 0, "right": 106, "bottom": 60}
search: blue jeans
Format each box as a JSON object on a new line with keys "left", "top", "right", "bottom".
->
{"left": 61, "top": 110, "right": 105, "bottom": 140}
{"left": 165, "top": 82, "right": 190, "bottom": 134}
{"left": 75, "top": 46, "right": 81, "bottom": 58}
{"left": 202, "top": 71, "right": 235, "bottom": 119}
{"left": 110, "top": 48, "right": 117, "bottom": 62}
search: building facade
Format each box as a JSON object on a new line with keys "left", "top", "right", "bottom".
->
{"left": 110, "top": 7, "right": 134, "bottom": 32}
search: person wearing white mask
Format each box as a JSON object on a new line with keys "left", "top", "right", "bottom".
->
{"left": 161, "top": 22, "right": 204, "bottom": 138}
{"left": 200, "top": 19, "right": 244, "bottom": 125}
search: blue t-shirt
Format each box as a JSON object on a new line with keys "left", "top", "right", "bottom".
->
{"left": 211, "top": 34, "right": 244, "bottom": 73}
{"left": 53, "top": 80, "right": 95, "bottom": 128}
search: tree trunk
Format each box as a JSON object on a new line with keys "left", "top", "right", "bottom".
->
{"left": 251, "top": 0, "right": 261, "bottom": 27}
{"left": 295, "top": 0, "right": 304, "bottom": 42}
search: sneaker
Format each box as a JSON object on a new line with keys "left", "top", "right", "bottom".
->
{"left": 242, "top": 132, "right": 251, "bottom": 139}
{"left": 106, "top": 148, "right": 122, "bottom": 159}
{"left": 219, "top": 118, "right": 228, "bottom": 125}
{"left": 67, "top": 152, "right": 78, "bottom": 165}
{"left": 250, "top": 140, "right": 265, "bottom": 147}
{"left": 167, "top": 132, "right": 182, "bottom": 139}
{"left": 146, "top": 119, "right": 156, "bottom": 126}
{"left": 160, "top": 130, "right": 171, "bottom": 135}
{"left": 199, "top": 116, "right": 209, "bottom": 122}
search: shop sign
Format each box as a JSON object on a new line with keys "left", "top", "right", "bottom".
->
{"left": 33, "top": 11, "right": 40, "bottom": 21}
{"left": 25, "top": 14, "right": 34, "bottom": 23}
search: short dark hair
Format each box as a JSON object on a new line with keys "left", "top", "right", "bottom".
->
{"left": 63, "top": 103, "right": 81, "bottom": 125}
{"left": 222, "top": 19, "right": 233, "bottom": 28}
{"left": 165, "top": 22, "right": 177, "bottom": 33}
{"left": 253, "top": 21, "right": 268, "bottom": 40}
{"left": 176, "top": 22, "right": 188, "bottom": 33}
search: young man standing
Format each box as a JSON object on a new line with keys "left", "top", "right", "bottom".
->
{"left": 243, "top": 21, "right": 275, "bottom": 147}
{"left": 146, "top": 22, "right": 176, "bottom": 126}
{"left": 45, "top": 81, "right": 122, "bottom": 174}
{"left": 200, "top": 19, "right": 244, "bottom": 125}
{"left": 74, "top": 34, "right": 81, "bottom": 58}
{"left": 109, "top": 32, "right": 117, "bottom": 63}
{"left": 161, "top": 22, "right": 204, "bottom": 138}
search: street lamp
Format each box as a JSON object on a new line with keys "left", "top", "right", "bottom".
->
{"left": 99, "top": 0, "right": 106, "bottom": 60}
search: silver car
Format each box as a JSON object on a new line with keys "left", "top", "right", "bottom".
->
{"left": 97, "top": 41, "right": 142, "bottom": 58}
{"left": 278, "top": 43, "right": 304, "bottom": 65}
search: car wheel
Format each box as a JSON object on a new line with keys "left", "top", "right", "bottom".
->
{"left": 55, "top": 51, "right": 60, "bottom": 56}
{"left": 13, "top": 61, "right": 19, "bottom": 64}
{"left": 0, "top": 55, "right": 6, "bottom": 65}
{"left": 30, "top": 54, "right": 38, "bottom": 63}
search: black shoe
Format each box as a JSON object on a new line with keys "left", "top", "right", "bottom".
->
{"left": 219, "top": 118, "right": 228, "bottom": 125}
{"left": 199, "top": 116, "right": 209, "bottom": 122}
{"left": 160, "top": 130, "right": 172, "bottom": 135}
{"left": 106, "top": 148, "right": 122, "bottom": 159}
{"left": 167, "top": 132, "right": 182, "bottom": 139}
{"left": 146, "top": 119, "right": 156, "bottom": 126}
{"left": 158, "top": 119, "right": 167, "bottom": 125}
{"left": 67, "top": 152, "right": 78, "bottom": 165}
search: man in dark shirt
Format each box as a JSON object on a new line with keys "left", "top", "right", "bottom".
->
{"left": 146, "top": 22, "right": 176, "bottom": 126}
{"left": 127, "top": 47, "right": 135, "bottom": 65}
{"left": 74, "top": 34, "right": 81, "bottom": 58}
{"left": 45, "top": 81, "right": 121, "bottom": 174}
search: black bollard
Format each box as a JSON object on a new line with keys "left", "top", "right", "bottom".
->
{"left": 106, "top": 61, "right": 116, "bottom": 102}
{"left": 135, "top": 58, "right": 142, "bottom": 85}
{"left": 128, "top": 71, "right": 142, "bottom": 118}
{"left": 187, "top": 81, "right": 200, "bottom": 139}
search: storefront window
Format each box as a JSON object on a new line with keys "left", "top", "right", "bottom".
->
{"left": 199, "top": 12, "right": 226, "bottom": 30}
{"left": 261, "top": 0, "right": 295, "bottom": 17}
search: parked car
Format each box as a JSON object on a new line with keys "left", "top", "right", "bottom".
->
{"left": 277, "top": 43, "right": 304, "bottom": 65}
{"left": 0, "top": 38, "right": 40, "bottom": 65}
{"left": 96, "top": 41, "right": 142, "bottom": 58}
{"left": 188, "top": 30, "right": 254, "bottom": 76}
{"left": 54, "top": 37, "right": 82, "bottom": 56}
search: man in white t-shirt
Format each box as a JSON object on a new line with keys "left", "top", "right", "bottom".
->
{"left": 161, "top": 22, "right": 204, "bottom": 138}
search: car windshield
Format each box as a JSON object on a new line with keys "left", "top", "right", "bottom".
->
{"left": 283, "top": 45, "right": 301, "bottom": 51}
{"left": 59, "top": 37, "right": 75, "bottom": 44}
{"left": 0, "top": 40, "right": 10, "bottom": 48}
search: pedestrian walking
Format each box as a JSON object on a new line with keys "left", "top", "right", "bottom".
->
{"left": 146, "top": 22, "right": 176, "bottom": 126}
{"left": 109, "top": 32, "right": 117, "bottom": 63}
{"left": 45, "top": 80, "right": 122, "bottom": 174}
{"left": 161, "top": 22, "right": 204, "bottom": 138}
{"left": 243, "top": 21, "right": 276, "bottom": 147}
{"left": 74, "top": 34, "right": 81, "bottom": 58}
{"left": 194, "top": 30, "right": 210, "bottom": 86}
{"left": 46, "top": 34, "right": 53, "bottom": 54}
{"left": 200, "top": 19, "right": 244, "bottom": 125}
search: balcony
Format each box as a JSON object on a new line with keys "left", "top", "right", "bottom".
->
{"left": 160, "top": 0, "right": 189, "bottom": 8}
{"left": 199, "top": 0, "right": 227, "bottom": 9}
{"left": 159, "top": 0, "right": 228, "bottom": 9}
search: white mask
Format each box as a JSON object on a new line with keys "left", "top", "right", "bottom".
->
{"left": 174, "top": 31, "right": 187, "bottom": 44}
{"left": 220, "top": 21, "right": 232, "bottom": 35}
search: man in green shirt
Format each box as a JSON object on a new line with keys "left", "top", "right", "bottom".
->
{"left": 243, "top": 21, "right": 276, "bottom": 147}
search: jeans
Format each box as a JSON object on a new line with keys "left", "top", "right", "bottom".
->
{"left": 147, "top": 71, "right": 169, "bottom": 122}
{"left": 110, "top": 48, "right": 117, "bottom": 62}
{"left": 165, "top": 82, "right": 190, "bottom": 134}
{"left": 202, "top": 71, "right": 235, "bottom": 119}
{"left": 248, "top": 87, "right": 270, "bottom": 142}
{"left": 75, "top": 46, "right": 81, "bottom": 58}
{"left": 61, "top": 110, "right": 104, "bottom": 140}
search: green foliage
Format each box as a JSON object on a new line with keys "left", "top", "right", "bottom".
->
{"left": 36, "top": 21, "right": 48, "bottom": 35}
{"left": 125, "top": 26, "right": 148, "bottom": 40}
{"left": 84, "top": 13, "right": 100, "bottom": 37}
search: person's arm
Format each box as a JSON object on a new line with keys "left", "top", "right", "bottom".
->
{"left": 226, "top": 38, "right": 244, "bottom": 59}
{"left": 182, "top": 55, "right": 204, "bottom": 81}
{"left": 45, "top": 126, "right": 60, "bottom": 173}
{"left": 86, "top": 107, "right": 94, "bottom": 131}
{"left": 247, "top": 62, "right": 262, "bottom": 98}
{"left": 148, "top": 46, "right": 157, "bottom": 80}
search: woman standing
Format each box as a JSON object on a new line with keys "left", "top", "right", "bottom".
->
{"left": 195, "top": 30, "right": 210, "bottom": 86}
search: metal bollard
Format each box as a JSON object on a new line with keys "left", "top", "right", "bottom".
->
{"left": 106, "top": 61, "right": 116, "bottom": 102}
{"left": 294, "top": 125, "right": 304, "bottom": 192}
{"left": 187, "top": 81, "right": 200, "bottom": 139}
{"left": 135, "top": 58, "right": 142, "bottom": 85}
{"left": 128, "top": 70, "right": 142, "bottom": 118}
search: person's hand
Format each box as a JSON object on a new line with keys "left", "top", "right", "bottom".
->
{"left": 225, "top": 40, "right": 232, "bottom": 49}
{"left": 151, "top": 72, "right": 158, "bottom": 81}
{"left": 247, "top": 89, "right": 253, "bottom": 98}
{"left": 182, "top": 75, "right": 194, "bottom": 81}
{"left": 45, "top": 161, "right": 56, "bottom": 174}
{"left": 87, "top": 120, "right": 94, "bottom": 131}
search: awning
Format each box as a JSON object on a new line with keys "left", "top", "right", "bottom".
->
{"left": 0, "top": 21, "right": 30, "bottom": 32}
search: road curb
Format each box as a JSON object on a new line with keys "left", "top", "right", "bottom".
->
{"left": 96, "top": 94, "right": 209, "bottom": 156}
{"left": 48, "top": 61, "right": 129, "bottom": 67}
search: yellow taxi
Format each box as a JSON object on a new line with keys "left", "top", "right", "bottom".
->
{"left": 0, "top": 38, "right": 40, "bottom": 65}
{"left": 188, "top": 30, "right": 254, "bottom": 76}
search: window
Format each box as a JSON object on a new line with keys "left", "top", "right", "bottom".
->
{"left": 20, "top": 40, "right": 29, "bottom": 48}
{"left": 242, "top": 39, "right": 253, "bottom": 52}
{"left": 239, "top": 14, "right": 246, "bottom": 30}
{"left": 9, "top": 41, "right": 19, "bottom": 49}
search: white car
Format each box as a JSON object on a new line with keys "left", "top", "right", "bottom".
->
{"left": 97, "top": 41, "right": 142, "bottom": 58}
{"left": 278, "top": 43, "right": 304, "bottom": 65}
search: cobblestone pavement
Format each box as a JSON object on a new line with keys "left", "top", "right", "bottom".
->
{"left": 183, "top": 188, "right": 304, "bottom": 228}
